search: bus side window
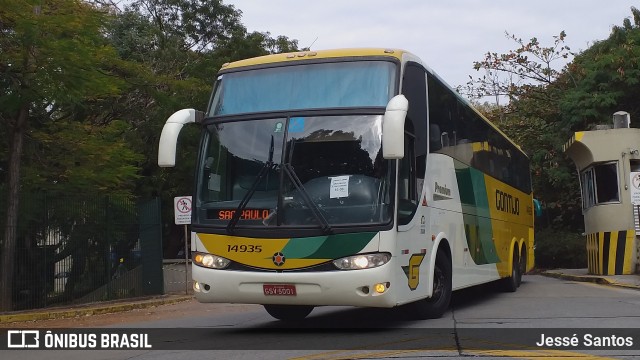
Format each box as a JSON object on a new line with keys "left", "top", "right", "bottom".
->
{"left": 399, "top": 62, "right": 427, "bottom": 225}
{"left": 398, "top": 133, "right": 416, "bottom": 224}
{"left": 430, "top": 124, "right": 442, "bottom": 151}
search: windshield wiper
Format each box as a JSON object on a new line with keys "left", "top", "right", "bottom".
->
{"left": 227, "top": 136, "right": 276, "bottom": 233}
{"left": 282, "top": 163, "right": 332, "bottom": 234}
{"left": 225, "top": 135, "right": 332, "bottom": 234}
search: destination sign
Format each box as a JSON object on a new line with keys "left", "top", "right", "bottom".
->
{"left": 212, "top": 209, "right": 271, "bottom": 220}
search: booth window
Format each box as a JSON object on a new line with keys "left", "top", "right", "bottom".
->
{"left": 581, "top": 162, "right": 619, "bottom": 208}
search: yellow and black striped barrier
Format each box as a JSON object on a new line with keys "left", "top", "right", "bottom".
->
{"left": 586, "top": 230, "right": 635, "bottom": 275}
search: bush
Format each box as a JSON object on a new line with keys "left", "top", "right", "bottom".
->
{"left": 534, "top": 227, "right": 587, "bottom": 269}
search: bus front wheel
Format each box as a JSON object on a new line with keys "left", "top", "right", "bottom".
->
{"left": 263, "top": 304, "right": 314, "bottom": 321}
{"left": 411, "top": 251, "right": 452, "bottom": 320}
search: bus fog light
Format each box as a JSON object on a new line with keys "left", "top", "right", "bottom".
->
{"left": 374, "top": 283, "right": 387, "bottom": 294}
{"left": 193, "top": 281, "right": 201, "bottom": 292}
{"left": 333, "top": 253, "right": 391, "bottom": 270}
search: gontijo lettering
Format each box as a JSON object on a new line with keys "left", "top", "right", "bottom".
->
{"left": 496, "top": 189, "right": 520, "bottom": 215}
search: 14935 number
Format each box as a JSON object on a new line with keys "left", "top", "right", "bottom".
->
{"left": 227, "top": 244, "right": 262, "bottom": 253}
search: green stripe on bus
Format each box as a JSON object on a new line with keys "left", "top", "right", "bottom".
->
{"left": 278, "top": 236, "right": 327, "bottom": 259}
{"left": 283, "top": 232, "right": 377, "bottom": 259}
{"left": 455, "top": 162, "right": 499, "bottom": 264}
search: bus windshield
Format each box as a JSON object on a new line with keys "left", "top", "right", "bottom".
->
{"left": 196, "top": 115, "right": 392, "bottom": 229}
{"left": 209, "top": 61, "right": 397, "bottom": 116}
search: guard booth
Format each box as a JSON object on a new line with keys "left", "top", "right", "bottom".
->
{"left": 564, "top": 112, "right": 640, "bottom": 275}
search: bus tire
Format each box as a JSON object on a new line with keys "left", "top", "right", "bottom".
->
{"left": 500, "top": 249, "right": 519, "bottom": 292}
{"left": 263, "top": 304, "right": 314, "bottom": 321}
{"left": 517, "top": 246, "right": 526, "bottom": 286}
{"left": 411, "top": 251, "right": 452, "bottom": 320}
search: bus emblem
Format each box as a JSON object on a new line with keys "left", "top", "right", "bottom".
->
{"left": 272, "top": 252, "right": 286, "bottom": 266}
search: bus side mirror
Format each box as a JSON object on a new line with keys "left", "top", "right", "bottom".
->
{"left": 382, "top": 95, "right": 408, "bottom": 159}
{"left": 158, "top": 109, "right": 204, "bottom": 167}
{"left": 533, "top": 198, "right": 543, "bottom": 217}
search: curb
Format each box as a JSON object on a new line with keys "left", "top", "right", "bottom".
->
{"left": 0, "top": 295, "right": 193, "bottom": 324}
{"left": 541, "top": 271, "right": 640, "bottom": 290}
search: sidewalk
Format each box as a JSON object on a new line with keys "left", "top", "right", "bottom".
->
{"left": 542, "top": 268, "right": 640, "bottom": 290}
{"left": 0, "top": 294, "right": 193, "bottom": 324}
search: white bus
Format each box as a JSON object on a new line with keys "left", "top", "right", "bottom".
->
{"left": 158, "top": 48, "right": 534, "bottom": 321}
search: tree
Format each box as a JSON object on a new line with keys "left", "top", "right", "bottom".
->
{"left": 463, "top": 32, "right": 582, "bottom": 235}
{"left": 101, "top": 0, "right": 297, "bottom": 257}
{"left": 23, "top": 120, "right": 142, "bottom": 195}
{"left": 0, "top": 0, "right": 302, "bottom": 310}
{"left": 104, "top": 0, "right": 298, "bottom": 199}
{"left": 0, "top": 0, "right": 122, "bottom": 310}
{"left": 460, "top": 31, "right": 572, "bottom": 106}
{"left": 559, "top": 7, "right": 640, "bottom": 132}
{"left": 465, "top": 8, "right": 640, "bottom": 239}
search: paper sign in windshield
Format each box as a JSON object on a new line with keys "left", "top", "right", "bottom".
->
{"left": 330, "top": 175, "right": 350, "bottom": 198}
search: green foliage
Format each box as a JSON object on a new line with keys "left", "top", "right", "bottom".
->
{"left": 463, "top": 32, "right": 578, "bottom": 231}
{"left": 534, "top": 227, "right": 586, "bottom": 269}
{"left": 98, "top": 1, "right": 299, "bottom": 241}
{"left": 0, "top": 0, "right": 130, "bottom": 197}
{"left": 0, "top": 0, "right": 129, "bottom": 310}
{"left": 102, "top": 0, "right": 298, "bottom": 201}
{"left": 467, "top": 7, "right": 640, "bottom": 237}
{"left": 0, "top": 0, "right": 122, "bottom": 114}
{"left": 559, "top": 6, "right": 640, "bottom": 131}
{"left": 1, "top": 0, "right": 299, "bottom": 201}
{"left": 23, "top": 120, "right": 143, "bottom": 196}
{"left": 0, "top": 0, "right": 300, "bottom": 309}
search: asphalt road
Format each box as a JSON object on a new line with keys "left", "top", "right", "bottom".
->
{"left": 2, "top": 275, "right": 640, "bottom": 359}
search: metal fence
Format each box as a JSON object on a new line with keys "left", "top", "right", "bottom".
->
{"left": 0, "top": 194, "right": 163, "bottom": 312}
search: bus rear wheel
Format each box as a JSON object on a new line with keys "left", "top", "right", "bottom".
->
{"left": 263, "top": 304, "right": 314, "bottom": 321}
{"left": 411, "top": 251, "right": 452, "bottom": 320}
{"left": 500, "top": 249, "right": 519, "bottom": 292}
{"left": 518, "top": 247, "right": 526, "bottom": 286}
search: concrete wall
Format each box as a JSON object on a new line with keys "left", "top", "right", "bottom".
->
{"left": 163, "top": 260, "right": 193, "bottom": 295}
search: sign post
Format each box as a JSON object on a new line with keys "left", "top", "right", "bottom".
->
{"left": 174, "top": 196, "right": 192, "bottom": 294}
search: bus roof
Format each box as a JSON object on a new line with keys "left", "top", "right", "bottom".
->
{"left": 220, "top": 48, "right": 407, "bottom": 71}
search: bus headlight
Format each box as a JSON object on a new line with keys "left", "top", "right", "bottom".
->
{"left": 193, "top": 252, "right": 230, "bottom": 269}
{"left": 333, "top": 253, "right": 391, "bottom": 270}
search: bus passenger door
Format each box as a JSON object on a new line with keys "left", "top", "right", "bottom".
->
{"left": 395, "top": 62, "right": 430, "bottom": 302}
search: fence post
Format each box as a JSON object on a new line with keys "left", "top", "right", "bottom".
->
{"left": 43, "top": 192, "right": 48, "bottom": 308}
{"left": 139, "top": 198, "right": 163, "bottom": 295}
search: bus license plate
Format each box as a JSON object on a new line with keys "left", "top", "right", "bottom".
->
{"left": 263, "top": 284, "right": 297, "bottom": 296}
